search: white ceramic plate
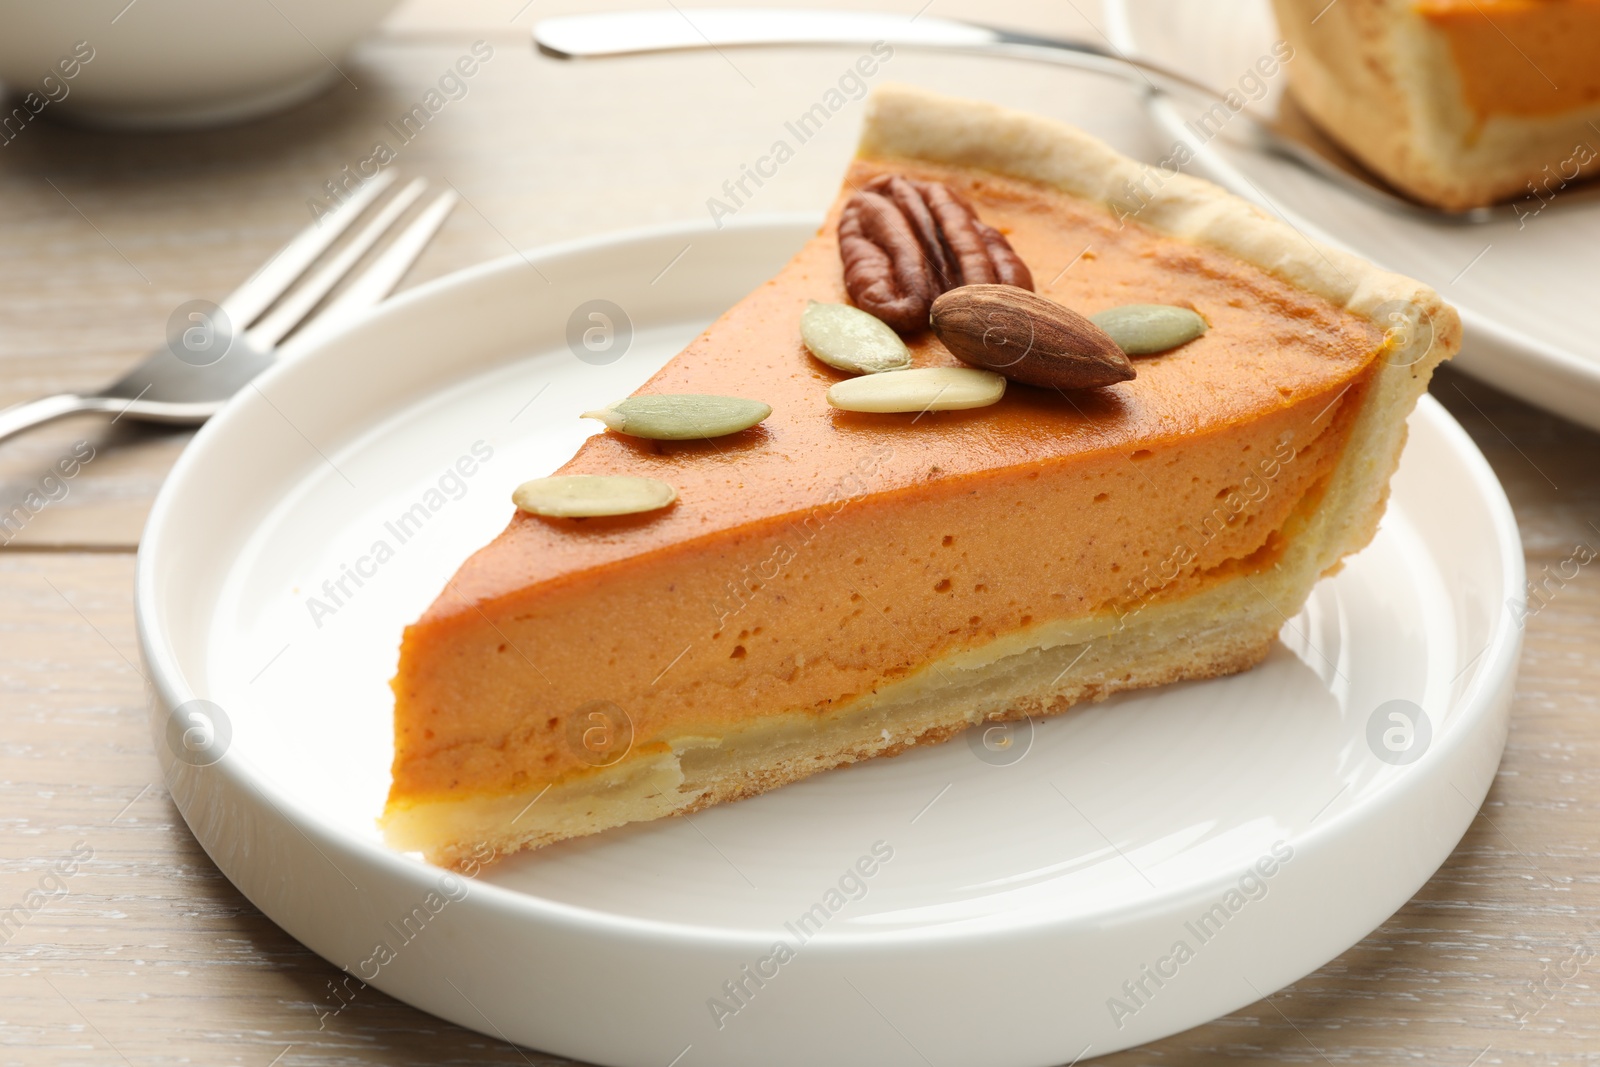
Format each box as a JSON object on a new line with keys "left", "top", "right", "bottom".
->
{"left": 138, "top": 217, "right": 1523, "bottom": 1066}
{"left": 1104, "top": 0, "right": 1600, "bottom": 432}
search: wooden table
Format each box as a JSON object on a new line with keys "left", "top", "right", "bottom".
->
{"left": 3, "top": 1, "right": 1597, "bottom": 1063}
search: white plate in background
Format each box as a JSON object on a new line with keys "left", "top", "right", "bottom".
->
{"left": 138, "top": 218, "right": 1522, "bottom": 1065}
{"left": 1105, "top": 0, "right": 1600, "bottom": 432}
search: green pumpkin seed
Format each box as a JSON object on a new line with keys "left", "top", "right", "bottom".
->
{"left": 582, "top": 394, "right": 771, "bottom": 440}
{"left": 1090, "top": 304, "right": 1208, "bottom": 355}
{"left": 512, "top": 475, "right": 677, "bottom": 518}
{"left": 800, "top": 301, "right": 913, "bottom": 374}
{"left": 826, "top": 366, "right": 1006, "bottom": 413}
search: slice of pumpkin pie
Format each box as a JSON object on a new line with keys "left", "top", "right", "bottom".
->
{"left": 1271, "top": 0, "right": 1600, "bottom": 210}
{"left": 382, "top": 84, "right": 1458, "bottom": 867}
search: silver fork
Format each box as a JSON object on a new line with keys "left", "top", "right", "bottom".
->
{"left": 0, "top": 170, "right": 458, "bottom": 444}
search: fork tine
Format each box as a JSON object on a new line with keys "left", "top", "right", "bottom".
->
{"left": 314, "top": 190, "right": 458, "bottom": 326}
{"left": 246, "top": 177, "right": 428, "bottom": 349}
{"left": 220, "top": 169, "right": 398, "bottom": 328}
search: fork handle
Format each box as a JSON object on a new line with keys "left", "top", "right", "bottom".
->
{"left": 0, "top": 394, "right": 104, "bottom": 445}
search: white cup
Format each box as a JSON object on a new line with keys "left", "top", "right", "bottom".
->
{"left": 0, "top": 0, "right": 402, "bottom": 130}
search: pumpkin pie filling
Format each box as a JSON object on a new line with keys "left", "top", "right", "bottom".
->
{"left": 1416, "top": 0, "right": 1600, "bottom": 119}
{"left": 382, "top": 86, "right": 1452, "bottom": 866}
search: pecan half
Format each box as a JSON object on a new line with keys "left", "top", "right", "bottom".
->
{"left": 838, "top": 175, "right": 1033, "bottom": 335}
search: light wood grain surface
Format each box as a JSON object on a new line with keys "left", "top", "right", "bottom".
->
{"left": 3, "top": 2, "right": 1598, "bottom": 1064}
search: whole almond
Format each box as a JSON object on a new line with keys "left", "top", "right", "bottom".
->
{"left": 930, "top": 284, "right": 1135, "bottom": 390}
